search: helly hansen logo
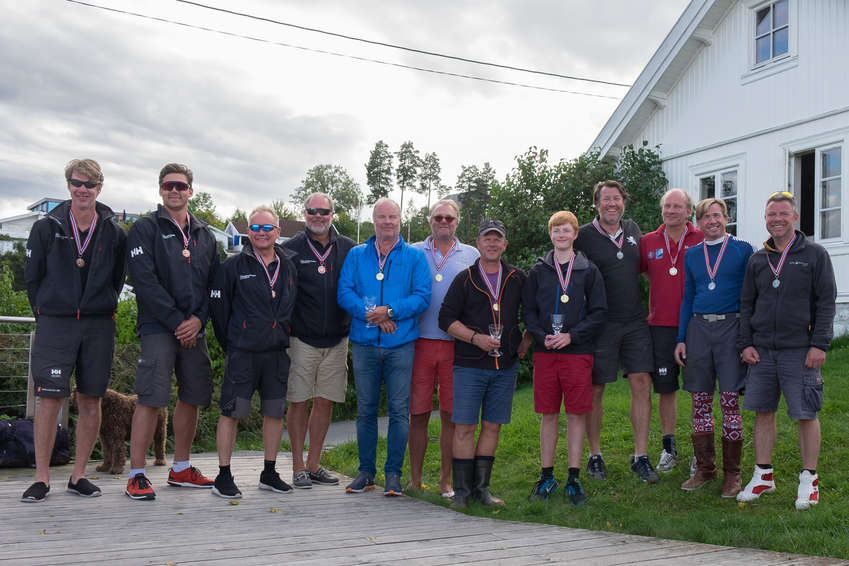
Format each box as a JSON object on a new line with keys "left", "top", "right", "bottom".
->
{"left": 299, "top": 259, "right": 317, "bottom": 264}
{"left": 161, "top": 233, "right": 176, "bottom": 239}
{"left": 130, "top": 246, "right": 144, "bottom": 258}
{"left": 50, "top": 368, "right": 62, "bottom": 376}
{"left": 210, "top": 289, "right": 221, "bottom": 299}
{"left": 26, "top": 248, "right": 31, "bottom": 258}
{"left": 240, "top": 274, "right": 256, "bottom": 280}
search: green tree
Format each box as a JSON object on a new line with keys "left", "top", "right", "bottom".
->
{"left": 419, "top": 152, "right": 442, "bottom": 212}
{"left": 394, "top": 141, "right": 421, "bottom": 217}
{"left": 269, "top": 200, "right": 298, "bottom": 223}
{"left": 188, "top": 191, "right": 225, "bottom": 229}
{"left": 228, "top": 208, "right": 247, "bottom": 225}
{"left": 456, "top": 163, "right": 496, "bottom": 243}
{"left": 0, "top": 264, "right": 30, "bottom": 317}
{"left": 615, "top": 141, "right": 667, "bottom": 232}
{"left": 0, "top": 242, "right": 27, "bottom": 292}
{"left": 290, "top": 164, "right": 363, "bottom": 216}
{"left": 365, "top": 140, "right": 393, "bottom": 205}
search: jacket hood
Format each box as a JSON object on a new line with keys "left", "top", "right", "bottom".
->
{"left": 239, "top": 240, "right": 296, "bottom": 261}
{"left": 764, "top": 229, "right": 807, "bottom": 254}
{"left": 48, "top": 199, "right": 116, "bottom": 232}
{"left": 155, "top": 204, "right": 209, "bottom": 234}
{"left": 538, "top": 249, "right": 590, "bottom": 270}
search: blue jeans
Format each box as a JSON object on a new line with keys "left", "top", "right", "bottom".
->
{"left": 352, "top": 341, "right": 415, "bottom": 476}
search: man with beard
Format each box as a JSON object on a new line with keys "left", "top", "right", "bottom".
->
{"left": 283, "top": 193, "right": 354, "bottom": 488}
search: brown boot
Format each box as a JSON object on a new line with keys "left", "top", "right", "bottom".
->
{"left": 681, "top": 432, "right": 717, "bottom": 491}
{"left": 721, "top": 438, "right": 743, "bottom": 498}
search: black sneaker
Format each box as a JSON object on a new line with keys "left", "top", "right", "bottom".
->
{"left": 565, "top": 478, "right": 587, "bottom": 506}
{"left": 21, "top": 482, "right": 49, "bottom": 503}
{"left": 259, "top": 470, "right": 293, "bottom": 494}
{"left": 292, "top": 470, "right": 312, "bottom": 489}
{"left": 384, "top": 473, "right": 403, "bottom": 497}
{"left": 586, "top": 454, "right": 607, "bottom": 480}
{"left": 529, "top": 476, "right": 558, "bottom": 502}
{"left": 630, "top": 455, "right": 660, "bottom": 483}
{"left": 345, "top": 472, "right": 375, "bottom": 493}
{"left": 212, "top": 474, "right": 242, "bottom": 499}
{"left": 67, "top": 476, "right": 102, "bottom": 497}
{"left": 308, "top": 466, "right": 340, "bottom": 485}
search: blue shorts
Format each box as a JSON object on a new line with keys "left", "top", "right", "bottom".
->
{"left": 451, "top": 363, "right": 518, "bottom": 425}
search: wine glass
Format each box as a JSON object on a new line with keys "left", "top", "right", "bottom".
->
{"left": 364, "top": 296, "right": 377, "bottom": 328}
{"left": 488, "top": 323, "right": 502, "bottom": 357}
{"left": 551, "top": 314, "right": 564, "bottom": 334}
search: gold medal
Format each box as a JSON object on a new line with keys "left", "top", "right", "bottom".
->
{"left": 376, "top": 272, "right": 384, "bottom": 281}
{"left": 182, "top": 248, "right": 191, "bottom": 258}
{"left": 492, "top": 303, "right": 499, "bottom": 311}
{"left": 561, "top": 294, "right": 569, "bottom": 303}
{"left": 76, "top": 257, "right": 85, "bottom": 268}
{"left": 668, "top": 266, "right": 678, "bottom": 276}
{"left": 317, "top": 264, "right": 327, "bottom": 274}
{"left": 435, "top": 273, "right": 443, "bottom": 282}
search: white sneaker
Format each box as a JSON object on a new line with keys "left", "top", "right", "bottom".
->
{"left": 736, "top": 466, "right": 776, "bottom": 502}
{"left": 656, "top": 449, "right": 678, "bottom": 472}
{"left": 795, "top": 470, "right": 819, "bottom": 510}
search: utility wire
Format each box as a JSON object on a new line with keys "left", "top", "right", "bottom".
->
{"left": 176, "top": 0, "right": 632, "bottom": 88}
{"left": 65, "top": 0, "right": 623, "bottom": 99}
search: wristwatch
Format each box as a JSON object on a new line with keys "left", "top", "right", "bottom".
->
{"left": 386, "top": 307, "right": 395, "bottom": 320}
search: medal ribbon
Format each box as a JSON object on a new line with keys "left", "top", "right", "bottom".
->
{"left": 477, "top": 262, "right": 502, "bottom": 306}
{"left": 166, "top": 215, "right": 191, "bottom": 250}
{"left": 307, "top": 237, "right": 333, "bottom": 267}
{"left": 69, "top": 209, "right": 98, "bottom": 259}
{"left": 428, "top": 236, "right": 456, "bottom": 276}
{"left": 703, "top": 235, "right": 730, "bottom": 282}
{"left": 592, "top": 217, "right": 624, "bottom": 252}
{"left": 374, "top": 238, "right": 398, "bottom": 275}
{"left": 554, "top": 254, "right": 575, "bottom": 298}
{"left": 664, "top": 224, "right": 688, "bottom": 267}
{"left": 766, "top": 233, "right": 797, "bottom": 280}
{"left": 252, "top": 248, "right": 280, "bottom": 293}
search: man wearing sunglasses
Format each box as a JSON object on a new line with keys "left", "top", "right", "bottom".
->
{"left": 409, "top": 199, "right": 479, "bottom": 497}
{"left": 736, "top": 191, "right": 836, "bottom": 510}
{"left": 337, "top": 198, "right": 431, "bottom": 496}
{"left": 125, "top": 163, "right": 220, "bottom": 500}
{"left": 21, "top": 159, "right": 127, "bottom": 502}
{"left": 209, "top": 207, "right": 298, "bottom": 498}
{"left": 282, "top": 193, "right": 354, "bottom": 489}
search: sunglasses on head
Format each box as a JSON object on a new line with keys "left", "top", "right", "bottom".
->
{"left": 69, "top": 179, "right": 98, "bottom": 189}
{"left": 432, "top": 215, "right": 456, "bottom": 223}
{"left": 769, "top": 191, "right": 794, "bottom": 199}
{"left": 161, "top": 181, "right": 191, "bottom": 192}
{"left": 306, "top": 207, "right": 332, "bottom": 216}
{"left": 249, "top": 224, "right": 279, "bottom": 232}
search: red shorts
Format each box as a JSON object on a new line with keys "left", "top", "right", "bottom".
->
{"left": 532, "top": 352, "right": 593, "bottom": 415}
{"left": 410, "top": 338, "right": 454, "bottom": 415}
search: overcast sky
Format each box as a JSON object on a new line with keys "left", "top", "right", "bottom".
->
{"left": 0, "top": 0, "right": 690, "bottom": 221}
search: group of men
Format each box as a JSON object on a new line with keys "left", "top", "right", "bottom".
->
{"left": 21, "top": 160, "right": 836, "bottom": 513}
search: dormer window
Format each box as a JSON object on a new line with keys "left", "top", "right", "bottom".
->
{"left": 755, "top": 0, "right": 788, "bottom": 65}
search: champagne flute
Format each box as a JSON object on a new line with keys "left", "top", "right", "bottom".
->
{"left": 364, "top": 296, "right": 377, "bottom": 328}
{"left": 551, "top": 314, "right": 564, "bottom": 335}
{"left": 488, "top": 323, "right": 502, "bottom": 357}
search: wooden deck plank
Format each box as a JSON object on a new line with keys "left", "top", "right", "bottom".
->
{"left": 1, "top": 451, "right": 844, "bottom": 566}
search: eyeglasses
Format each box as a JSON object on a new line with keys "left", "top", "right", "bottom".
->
{"left": 432, "top": 215, "right": 456, "bottom": 223}
{"left": 249, "top": 224, "right": 279, "bottom": 232}
{"left": 306, "top": 207, "right": 332, "bottom": 216}
{"left": 161, "top": 181, "right": 191, "bottom": 192}
{"left": 69, "top": 179, "right": 98, "bottom": 189}
{"left": 769, "top": 191, "right": 794, "bottom": 199}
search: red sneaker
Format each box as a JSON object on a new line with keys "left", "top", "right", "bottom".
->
{"left": 168, "top": 466, "right": 214, "bottom": 488}
{"left": 126, "top": 473, "right": 156, "bottom": 500}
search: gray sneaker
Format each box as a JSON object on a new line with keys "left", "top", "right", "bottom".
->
{"left": 631, "top": 455, "right": 660, "bottom": 483}
{"left": 292, "top": 470, "right": 312, "bottom": 489}
{"left": 656, "top": 449, "right": 679, "bottom": 472}
{"left": 586, "top": 454, "right": 607, "bottom": 480}
{"left": 308, "top": 467, "right": 339, "bottom": 485}
{"left": 345, "top": 472, "right": 375, "bottom": 493}
{"left": 384, "top": 473, "right": 403, "bottom": 496}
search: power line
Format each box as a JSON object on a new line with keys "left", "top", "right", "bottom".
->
{"left": 64, "top": 0, "right": 623, "bottom": 99}
{"left": 176, "top": 0, "right": 632, "bottom": 88}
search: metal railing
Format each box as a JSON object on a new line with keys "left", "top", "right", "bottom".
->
{"left": 0, "top": 315, "right": 68, "bottom": 427}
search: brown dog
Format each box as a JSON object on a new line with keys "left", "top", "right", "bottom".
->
{"left": 94, "top": 389, "right": 168, "bottom": 474}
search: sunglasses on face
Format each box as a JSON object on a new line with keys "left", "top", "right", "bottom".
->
{"left": 306, "top": 207, "right": 332, "bottom": 216}
{"left": 249, "top": 224, "right": 279, "bottom": 232}
{"left": 432, "top": 215, "right": 456, "bottom": 223}
{"left": 161, "top": 181, "right": 191, "bottom": 192}
{"left": 69, "top": 179, "right": 98, "bottom": 189}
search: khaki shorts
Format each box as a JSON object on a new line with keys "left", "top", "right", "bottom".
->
{"left": 286, "top": 336, "right": 348, "bottom": 403}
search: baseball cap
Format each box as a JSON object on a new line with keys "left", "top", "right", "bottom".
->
{"left": 478, "top": 219, "right": 506, "bottom": 237}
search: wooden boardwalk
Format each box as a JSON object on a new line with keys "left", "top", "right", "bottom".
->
{"left": 1, "top": 451, "right": 845, "bottom": 566}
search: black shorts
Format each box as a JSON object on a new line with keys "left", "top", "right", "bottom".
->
{"left": 681, "top": 315, "right": 745, "bottom": 394}
{"left": 220, "top": 348, "right": 290, "bottom": 419}
{"left": 649, "top": 326, "right": 680, "bottom": 394}
{"left": 135, "top": 332, "right": 213, "bottom": 408}
{"left": 31, "top": 315, "right": 115, "bottom": 398}
{"left": 591, "top": 319, "right": 654, "bottom": 384}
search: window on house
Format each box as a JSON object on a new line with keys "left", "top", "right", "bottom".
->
{"left": 700, "top": 170, "right": 738, "bottom": 235}
{"left": 792, "top": 145, "right": 842, "bottom": 241}
{"left": 755, "top": 0, "right": 789, "bottom": 65}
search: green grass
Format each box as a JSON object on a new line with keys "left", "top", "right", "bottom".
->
{"left": 323, "top": 343, "right": 849, "bottom": 559}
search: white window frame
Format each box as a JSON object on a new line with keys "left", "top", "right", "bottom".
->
{"left": 691, "top": 154, "right": 746, "bottom": 237}
{"left": 783, "top": 129, "right": 848, "bottom": 246}
{"left": 741, "top": 0, "right": 798, "bottom": 84}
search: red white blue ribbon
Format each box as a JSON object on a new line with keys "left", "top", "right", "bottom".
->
{"left": 554, "top": 253, "right": 575, "bottom": 297}
{"left": 766, "top": 233, "right": 797, "bottom": 280}
{"left": 427, "top": 236, "right": 456, "bottom": 275}
{"left": 253, "top": 248, "right": 280, "bottom": 295}
{"left": 592, "top": 217, "right": 624, "bottom": 252}
{"left": 703, "top": 235, "right": 729, "bottom": 283}
{"left": 69, "top": 209, "right": 98, "bottom": 259}
{"left": 664, "top": 224, "right": 688, "bottom": 267}
{"left": 307, "top": 237, "right": 333, "bottom": 266}
{"left": 477, "top": 262, "right": 502, "bottom": 305}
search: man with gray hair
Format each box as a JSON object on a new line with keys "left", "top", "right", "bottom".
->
{"left": 283, "top": 193, "right": 355, "bottom": 488}
{"left": 639, "top": 188, "right": 703, "bottom": 473}
{"left": 337, "top": 198, "right": 430, "bottom": 496}
{"left": 409, "top": 199, "right": 479, "bottom": 496}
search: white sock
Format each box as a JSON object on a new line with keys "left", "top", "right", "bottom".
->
{"left": 171, "top": 460, "right": 191, "bottom": 473}
{"left": 129, "top": 468, "right": 145, "bottom": 478}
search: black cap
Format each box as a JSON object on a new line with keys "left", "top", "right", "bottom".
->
{"left": 478, "top": 219, "right": 506, "bottom": 237}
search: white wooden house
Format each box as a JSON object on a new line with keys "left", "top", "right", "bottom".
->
{"left": 591, "top": 0, "right": 849, "bottom": 335}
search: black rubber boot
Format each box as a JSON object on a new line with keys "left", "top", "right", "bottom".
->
{"left": 472, "top": 456, "right": 504, "bottom": 506}
{"left": 451, "top": 458, "right": 474, "bottom": 508}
